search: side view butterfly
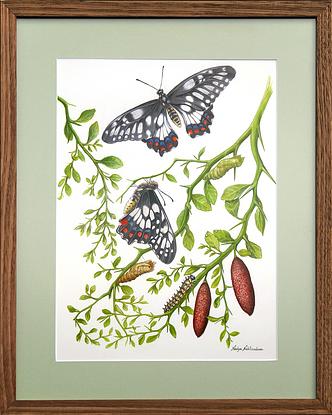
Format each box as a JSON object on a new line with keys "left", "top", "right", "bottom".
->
{"left": 102, "top": 65, "right": 236, "bottom": 156}
{"left": 117, "top": 181, "right": 176, "bottom": 264}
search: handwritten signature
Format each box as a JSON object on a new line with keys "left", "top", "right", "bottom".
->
{"left": 231, "top": 344, "right": 264, "bottom": 352}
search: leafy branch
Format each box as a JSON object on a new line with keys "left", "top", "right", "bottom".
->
{"left": 57, "top": 97, "right": 124, "bottom": 261}
{"left": 67, "top": 78, "right": 274, "bottom": 349}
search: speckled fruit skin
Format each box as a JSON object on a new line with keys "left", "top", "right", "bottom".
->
{"left": 193, "top": 281, "right": 211, "bottom": 337}
{"left": 231, "top": 257, "right": 255, "bottom": 315}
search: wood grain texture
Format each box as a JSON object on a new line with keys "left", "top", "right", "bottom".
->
{"left": 2, "top": 398, "right": 332, "bottom": 415}
{"left": 0, "top": 3, "right": 17, "bottom": 414}
{"left": 316, "top": 1, "right": 332, "bottom": 413}
{"left": 0, "top": 0, "right": 331, "bottom": 414}
{"left": 2, "top": 0, "right": 331, "bottom": 17}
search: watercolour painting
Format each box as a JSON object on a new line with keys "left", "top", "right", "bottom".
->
{"left": 56, "top": 59, "right": 277, "bottom": 361}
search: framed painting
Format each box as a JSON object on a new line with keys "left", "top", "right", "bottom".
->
{"left": 1, "top": 1, "right": 331, "bottom": 414}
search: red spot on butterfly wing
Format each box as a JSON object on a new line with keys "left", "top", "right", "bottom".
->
{"left": 143, "top": 233, "right": 150, "bottom": 240}
{"left": 120, "top": 218, "right": 128, "bottom": 225}
{"left": 137, "top": 231, "right": 142, "bottom": 238}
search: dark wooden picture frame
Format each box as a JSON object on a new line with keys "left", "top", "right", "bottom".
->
{"left": 1, "top": 1, "right": 331, "bottom": 414}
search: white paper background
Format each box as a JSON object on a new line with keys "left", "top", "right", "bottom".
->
{"left": 56, "top": 59, "right": 276, "bottom": 361}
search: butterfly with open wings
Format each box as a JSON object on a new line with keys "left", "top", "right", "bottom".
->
{"left": 102, "top": 65, "right": 236, "bottom": 156}
{"left": 117, "top": 181, "right": 176, "bottom": 264}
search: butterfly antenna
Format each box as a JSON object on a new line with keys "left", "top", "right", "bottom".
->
{"left": 159, "top": 66, "right": 165, "bottom": 90}
{"left": 136, "top": 78, "right": 158, "bottom": 91}
{"left": 158, "top": 188, "right": 174, "bottom": 203}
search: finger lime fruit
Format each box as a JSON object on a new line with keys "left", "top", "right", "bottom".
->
{"left": 231, "top": 257, "right": 255, "bottom": 315}
{"left": 193, "top": 281, "right": 211, "bottom": 337}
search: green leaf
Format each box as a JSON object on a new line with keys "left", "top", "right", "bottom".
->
{"left": 205, "top": 231, "right": 220, "bottom": 250}
{"left": 183, "top": 227, "right": 195, "bottom": 251}
{"left": 97, "top": 187, "right": 104, "bottom": 199}
{"left": 204, "top": 180, "right": 218, "bottom": 205}
{"left": 255, "top": 208, "right": 266, "bottom": 235}
{"left": 72, "top": 168, "right": 81, "bottom": 183}
{"left": 198, "top": 146, "right": 205, "bottom": 159}
{"left": 221, "top": 184, "right": 250, "bottom": 201}
{"left": 246, "top": 240, "right": 262, "bottom": 259}
{"left": 146, "top": 334, "right": 159, "bottom": 343}
{"left": 121, "top": 285, "right": 134, "bottom": 295}
{"left": 182, "top": 306, "right": 193, "bottom": 315}
{"left": 174, "top": 270, "right": 180, "bottom": 282}
{"left": 166, "top": 173, "right": 177, "bottom": 183}
{"left": 169, "top": 324, "right": 177, "bottom": 338}
{"left": 224, "top": 310, "right": 229, "bottom": 323}
{"left": 225, "top": 199, "right": 240, "bottom": 217}
{"left": 220, "top": 329, "right": 227, "bottom": 342}
{"left": 99, "top": 156, "right": 123, "bottom": 169}
{"left": 176, "top": 209, "right": 189, "bottom": 230}
{"left": 75, "top": 109, "right": 95, "bottom": 123}
{"left": 183, "top": 164, "right": 189, "bottom": 178}
{"left": 182, "top": 313, "right": 189, "bottom": 327}
{"left": 185, "top": 265, "right": 200, "bottom": 275}
{"left": 77, "top": 150, "right": 85, "bottom": 161}
{"left": 58, "top": 178, "right": 65, "bottom": 187}
{"left": 213, "top": 296, "right": 221, "bottom": 308}
{"left": 110, "top": 174, "right": 122, "bottom": 182}
{"left": 207, "top": 316, "right": 220, "bottom": 322}
{"left": 113, "top": 256, "right": 121, "bottom": 267}
{"left": 76, "top": 331, "right": 83, "bottom": 342}
{"left": 102, "top": 309, "right": 111, "bottom": 315}
{"left": 88, "top": 121, "right": 99, "bottom": 142}
{"left": 212, "top": 266, "right": 220, "bottom": 278}
{"left": 226, "top": 336, "right": 231, "bottom": 348}
{"left": 211, "top": 275, "right": 221, "bottom": 289}
{"left": 85, "top": 310, "right": 91, "bottom": 322}
{"left": 105, "top": 271, "right": 112, "bottom": 281}
{"left": 64, "top": 123, "right": 73, "bottom": 141}
{"left": 64, "top": 164, "right": 72, "bottom": 178}
{"left": 213, "top": 230, "right": 234, "bottom": 244}
{"left": 192, "top": 194, "right": 211, "bottom": 211}
{"left": 230, "top": 331, "right": 240, "bottom": 337}
{"left": 64, "top": 184, "right": 72, "bottom": 196}
{"left": 238, "top": 249, "right": 250, "bottom": 257}
{"left": 138, "top": 335, "right": 145, "bottom": 345}
{"left": 67, "top": 305, "right": 78, "bottom": 313}
{"left": 80, "top": 295, "right": 90, "bottom": 300}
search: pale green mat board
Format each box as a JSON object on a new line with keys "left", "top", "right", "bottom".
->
{"left": 17, "top": 18, "right": 315, "bottom": 399}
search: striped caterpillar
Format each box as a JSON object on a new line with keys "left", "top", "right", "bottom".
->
{"left": 205, "top": 155, "right": 244, "bottom": 181}
{"left": 117, "top": 260, "right": 155, "bottom": 284}
{"left": 163, "top": 275, "right": 195, "bottom": 313}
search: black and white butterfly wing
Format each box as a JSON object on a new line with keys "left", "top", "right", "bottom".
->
{"left": 102, "top": 99, "right": 161, "bottom": 143}
{"left": 117, "top": 190, "right": 176, "bottom": 264}
{"left": 168, "top": 66, "right": 236, "bottom": 138}
{"left": 102, "top": 100, "right": 179, "bottom": 157}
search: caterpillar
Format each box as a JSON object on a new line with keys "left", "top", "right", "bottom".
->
{"left": 205, "top": 155, "right": 244, "bottom": 181}
{"left": 163, "top": 275, "right": 195, "bottom": 313}
{"left": 117, "top": 260, "right": 155, "bottom": 284}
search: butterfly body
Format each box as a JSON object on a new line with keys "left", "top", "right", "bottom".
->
{"left": 166, "top": 105, "right": 182, "bottom": 127}
{"left": 117, "top": 181, "right": 176, "bottom": 264}
{"left": 102, "top": 65, "right": 236, "bottom": 156}
{"left": 123, "top": 181, "right": 158, "bottom": 215}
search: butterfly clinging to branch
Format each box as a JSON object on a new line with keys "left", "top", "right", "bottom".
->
{"left": 117, "top": 181, "right": 176, "bottom": 264}
{"left": 102, "top": 65, "right": 236, "bottom": 156}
